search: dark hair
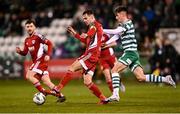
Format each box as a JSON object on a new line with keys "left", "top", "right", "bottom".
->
{"left": 114, "top": 6, "right": 128, "bottom": 14}
{"left": 82, "top": 9, "right": 94, "bottom": 15}
{"left": 25, "top": 19, "right": 36, "bottom": 26}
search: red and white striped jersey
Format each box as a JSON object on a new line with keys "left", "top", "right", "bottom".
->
{"left": 19, "top": 33, "right": 53, "bottom": 62}
{"left": 74, "top": 20, "right": 103, "bottom": 57}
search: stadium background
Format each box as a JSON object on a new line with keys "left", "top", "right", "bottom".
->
{"left": 0, "top": 0, "right": 180, "bottom": 113}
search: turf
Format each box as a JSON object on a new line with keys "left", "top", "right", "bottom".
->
{"left": 0, "top": 79, "right": 179, "bottom": 113}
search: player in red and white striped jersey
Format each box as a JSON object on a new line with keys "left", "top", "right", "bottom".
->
{"left": 56, "top": 10, "right": 108, "bottom": 104}
{"left": 16, "top": 20, "right": 65, "bottom": 101}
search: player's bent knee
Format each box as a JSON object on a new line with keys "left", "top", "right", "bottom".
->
{"left": 84, "top": 80, "right": 92, "bottom": 85}
{"left": 68, "top": 66, "right": 75, "bottom": 72}
{"left": 43, "top": 80, "right": 50, "bottom": 86}
{"left": 83, "top": 79, "right": 92, "bottom": 85}
{"left": 26, "top": 74, "right": 32, "bottom": 80}
{"left": 111, "top": 68, "right": 118, "bottom": 73}
{"left": 26, "top": 74, "right": 30, "bottom": 80}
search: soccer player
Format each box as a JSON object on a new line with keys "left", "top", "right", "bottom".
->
{"left": 56, "top": 10, "right": 107, "bottom": 104}
{"left": 103, "top": 6, "right": 176, "bottom": 102}
{"left": 16, "top": 20, "right": 65, "bottom": 101}
{"left": 100, "top": 34, "right": 125, "bottom": 93}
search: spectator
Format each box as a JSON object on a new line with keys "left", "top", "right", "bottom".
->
{"left": 140, "top": 35, "right": 153, "bottom": 58}
{"left": 163, "top": 38, "right": 179, "bottom": 82}
{"left": 149, "top": 37, "right": 165, "bottom": 76}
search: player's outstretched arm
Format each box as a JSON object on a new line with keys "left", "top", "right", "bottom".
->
{"left": 103, "top": 26, "right": 125, "bottom": 35}
{"left": 106, "top": 34, "right": 120, "bottom": 45}
{"left": 67, "top": 26, "right": 86, "bottom": 43}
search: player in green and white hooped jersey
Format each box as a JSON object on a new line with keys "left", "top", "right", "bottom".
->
{"left": 103, "top": 6, "right": 176, "bottom": 102}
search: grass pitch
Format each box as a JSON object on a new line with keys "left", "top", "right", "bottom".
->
{"left": 0, "top": 79, "right": 179, "bottom": 113}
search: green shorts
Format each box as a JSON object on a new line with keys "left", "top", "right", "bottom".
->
{"left": 118, "top": 51, "right": 142, "bottom": 71}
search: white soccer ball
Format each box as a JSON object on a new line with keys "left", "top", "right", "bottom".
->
{"left": 33, "top": 92, "right": 46, "bottom": 105}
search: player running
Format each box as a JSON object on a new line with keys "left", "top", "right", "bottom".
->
{"left": 16, "top": 20, "right": 65, "bottom": 102}
{"left": 56, "top": 10, "right": 108, "bottom": 104}
{"left": 103, "top": 6, "right": 176, "bottom": 102}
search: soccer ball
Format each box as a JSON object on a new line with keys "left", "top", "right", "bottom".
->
{"left": 33, "top": 92, "right": 46, "bottom": 105}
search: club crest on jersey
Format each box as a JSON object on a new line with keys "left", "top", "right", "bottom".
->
{"left": 28, "top": 46, "right": 35, "bottom": 51}
{"left": 32, "top": 40, "right": 35, "bottom": 44}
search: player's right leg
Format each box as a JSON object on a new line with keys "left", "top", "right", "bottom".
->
{"left": 57, "top": 59, "right": 83, "bottom": 90}
{"left": 26, "top": 70, "right": 45, "bottom": 93}
{"left": 41, "top": 74, "right": 66, "bottom": 102}
{"left": 106, "top": 61, "right": 127, "bottom": 102}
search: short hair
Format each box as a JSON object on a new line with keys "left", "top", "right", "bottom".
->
{"left": 114, "top": 6, "right": 128, "bottom": 14}
{"left": 25, "top": 19, "right": 36, "bottom": 26}
{"left": 82, "top": 9, "right": 94, "bottom": 15}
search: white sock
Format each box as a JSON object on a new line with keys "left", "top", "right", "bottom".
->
{"left": 113, "top": 88, "right": 119, "bottom": 96}
{"left": 112, "top": 73, "right": 120, "bottom": 95}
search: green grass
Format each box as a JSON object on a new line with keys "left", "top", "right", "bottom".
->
{"left": 0, "top": 79, "right": 179, "bottom": 113}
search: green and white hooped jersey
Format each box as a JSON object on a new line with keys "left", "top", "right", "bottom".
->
{"left": 120, "top": 20, "right": 137, "bottom": 52}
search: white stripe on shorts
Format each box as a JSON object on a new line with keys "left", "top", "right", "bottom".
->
{"left": 87, "top": 70, "right": 94, "bottom": 76}
{"left": 79, "top": 59, "right": 88, "bottom": 70}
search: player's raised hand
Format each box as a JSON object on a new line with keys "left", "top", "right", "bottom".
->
{"left": 44, "top": 55, "right": 50, "bottom": 61}
{"left": 67, "top": 26, "right": 77, "bottom": 36}
{"left": 16, "top": 47, "right": 21, "bottom": 53}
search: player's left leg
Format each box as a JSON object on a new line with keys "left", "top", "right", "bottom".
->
{"left": 83, "top": 73, "right": 107, "bottom": 104}
{"left": 102, "top": 68, "right": 113, "bottom": 92}
{"left": 108, "top": 57, "right": 126, "bottom": 93}
{"left": 57, "top": 59, "right": 83, "bottom": 90}
{"left": 106, "top": 61, "right": 127, "bottom": 102}
{"left": 133, "top": 66, "right": 176, "bottom": 88}
{"left": 26, "top": 70, "right": 45, "bottom": 93}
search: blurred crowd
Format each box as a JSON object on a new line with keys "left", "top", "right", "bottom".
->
{"left": 0, "top": 0, "right": 180, "bottom": 81}
{"left": 0, "top": 0, "right": 180, "bottom": 37}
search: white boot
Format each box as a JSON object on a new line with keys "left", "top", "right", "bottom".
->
{"left": 166, "top": 75, "right": 176, "bottom": 88}
{"left": 106, "top": 94, "right": 120, "bottom": 102}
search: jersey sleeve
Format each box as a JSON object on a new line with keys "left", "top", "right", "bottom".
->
{"left": 103, "top": 26, "right": 126, "bottom": 35}
{"left": 74, "top": 33, "right": 86, "bottom": 43}
{"left": 19, "top": 39, "right": 28, "bottom": 56}
{"left": 87, "top": 25, "right": 96, "bottom": 38}
{"left": 105, "top": 34, "right": 120, "bottom": 44}
{"left": 44, "top": 39, "right": 53, "bottom": 56}
{"left": 37, "top": 33, "right": 53, "bottom": 56}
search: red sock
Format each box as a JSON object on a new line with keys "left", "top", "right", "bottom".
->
{"left": 107, "top": 80, "right": 113, "bottom": 92}
{"left": 86, "top": 82, "right": 106, "bottom": 101}
{"left": 57, "top": 70, "right": 73, "bottom": 90}
{"left": 33, "top": 82, "right": 45, "bottom": 93}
